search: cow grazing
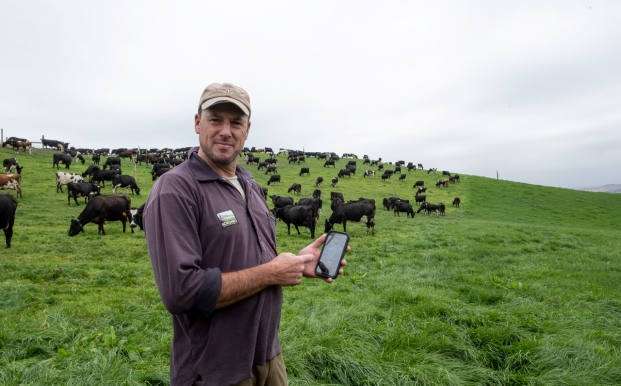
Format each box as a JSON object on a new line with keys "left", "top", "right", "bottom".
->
{"left": 91, "top": 169, "right": 120, "bottom": 187}
{"left": 0, "top": 175, "right": 22, "bottom": 197}
{"left": 56, "top": 172, "right": 84, "bottom": 193}
{"left": 112, "top": 175, "right": 141, "bottom": 195}
{"left": 413, "top": 180, "right": 425, "bottom": 188}
{"left": 91, "top": 153, "right": 101, "bottom": 165}
{"left": 418, "top": 202, "right": 446, "bottom": 216}
{"left": 324, "top": 160, "right": 336, "bottom": 167}
{"left": 129, "top": 204, "right": 145, "bottom": 233}
{"left": 0, "top": 194, "right": 18, "bottom": 248}
{"left": 330, "top": 191, "right": 344, "bottom": 202}
{"left": 53, "top": 154, "right": 72, "bottom": 169}
{"left": 382, "top": 197, "right": 406, "bottom": 210}
{"left": 407, "top": 164, "right": 416, "bottom": 171}
{"left": 442, "top": 171, "right": 452, "bottom": 177}
{"left": 3, "top": 158, "right": 23, "bottom": 174}
{"left": 67, "top": 182, "right": 101, "bottom": 205}
{"left": 270, "top": 195, "right": 294, "bottom": 208}
{"left": 453, "top": 197, "right": 461, "bottom": 207}
{"left": 363, "top": 170, "right": 375, "bottom": 178}
{"left": 299, "top": 167, "right": 310, "bottom": 176}
{"left": 453, "top": 174, "right": 461, "bottom": 182}
{"left": 68, "top": 194, "right": 131, "bottom": 236}
{"left": 315, "top": 176, "right": 323, "bottom": 186}
{"left": 416, "top": 186, "right": 427, "bottom": 195}
{"left": 377, "top": 164, "right": 384, "bottom": 171}
{"left": 331, "top": 177, "right": 338, "bottom": 187}
{"left": 345, "top": 165, "right": 356, "bottom": 174}
{"left": 312, "top": 189, "right": 321, "bottom": 199}
{"left": 267, "top": 174, "right": 281, "bottom": 185}
{"left": 393, "top": 201, "right": 415, "bottom": 218}
{"left": 414, "top": 195, "right": 427, "bottom": 206}
{"left": 427, "top": 168, "right": 437, "bottom": 174}
{"left": 42, "top": 139, "right": 69, "bottom": 151}
{"left": 103, "top": 157, "right": 121, "bottom": 170}
{"left": 325, "top": 201, "right": 376, "bottom": 236}
{"left": 265, "top": 165, "right": 277, "bottom": 175}
{"left": 272, "top": 205, "right": 316, "bottom": 238}
{"left": 394, "top": 165, "right": 402, "bottom": 174}
{"left": 338, "top": 169, "right": 351, "bottom": 179}
{"left": 287, "top": 183, "right": 302, "bottom": 195}
{"left": 82, "top": 164, "right": 101, "bottom": 178}
{"left": 14, "top": 140, "right": 32, "bottom": 154}
{"left": 257, "top": 162, "right": 269, "bottom": 170}
{"left": 399, "top": 174, "right": 406, "bottom": 181}
{"left": 381, "top": 173, "right": 391, "bottom": 182}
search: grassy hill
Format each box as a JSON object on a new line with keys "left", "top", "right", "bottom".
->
{"left": 1, "top": 147, "right": 620, "bottom": 385}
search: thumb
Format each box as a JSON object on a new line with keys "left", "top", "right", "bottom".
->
{"left": 309, "top": 233, "right": 327, "bottom": 249}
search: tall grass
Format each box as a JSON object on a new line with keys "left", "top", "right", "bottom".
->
{"left": 1, "top": 147, "right": 620, "bottom": 385}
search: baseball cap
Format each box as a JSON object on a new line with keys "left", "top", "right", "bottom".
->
{"left": 198, "top": 82, "right": 251, "bottom": 116}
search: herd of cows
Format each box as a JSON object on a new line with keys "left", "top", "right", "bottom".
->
{"left": 0, "top": 138, "right": 463, "bottom": 248}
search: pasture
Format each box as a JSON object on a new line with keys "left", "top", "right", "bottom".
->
{"left": 1, "top": 147, "right": 620, "bottom": 385}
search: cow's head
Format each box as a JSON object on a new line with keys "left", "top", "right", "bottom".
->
{"left": 68, "top": 219, "right": 84, "bottom": 236}
{"left": 134, "top": 187, "right": 141, "bottom": 195}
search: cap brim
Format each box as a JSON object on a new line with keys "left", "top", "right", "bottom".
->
{"left": 200, "top": 97, "right": 250, "bottom": 116}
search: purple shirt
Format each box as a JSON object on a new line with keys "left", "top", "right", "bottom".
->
{"left": 143, "top": 148, "right": 281, "bottom": 386}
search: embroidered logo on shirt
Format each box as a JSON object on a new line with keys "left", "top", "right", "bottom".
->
{"left": 217, "top": 210, "right": 238, "bottom": 228}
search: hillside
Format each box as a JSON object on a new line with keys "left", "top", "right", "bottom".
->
{"left": 1, "top": 147, "right": 620, "bottom": 385}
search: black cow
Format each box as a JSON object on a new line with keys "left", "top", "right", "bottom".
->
{"left": 265, "top": 158, "right": 277, "bottom": 165}
{"left": 299, "top": 167, "right": 310, "bottom": 176}
{"left": 68, "top": 194, "right": 131, "bottom": 236}
{"left": 270, "top": 195, "right": 294, "bottom": 208}
{"left": 312, "top": 189, "right": 321, "bottom": 199}
{"left": 103, "top": 157, "right": 121, "bottom": 170}
{"left": 453, "top": 197, "right": 461, "bottom": 207}
{"left": 331, "top": 177, "right": 338, "bottom": 187}
{"left": 91, "top": 169, "right": 120, "bottom": 187}
{"left": 246, "top": 156, "right": 260, "bottom": 165}
{"left": 394, "top": 165, "right": 402, "bottom": 174}
{"left": 82, "top": 164, "right": 101, "bottom": 178}
{"left": 112, "top": 175, "right": 141, "bottom": 195}
{"left": 414, "top": 195, "right": 427, "bottom": 206}
{"left": 399, "top": 174, "right": 406, "bottom": 181}
{"left": 129, "top": 204, "right": 145, "bottom": 234}
{"left": 324, "top": 201, "right": 375, "bottom": 236}
{"left": 91, "top": 153, "right": 101, "bottom": 165}
{"left": 267, "top": 174, "right": 281, "bottom": 185}
{"left": 413, "top": 180, "right": 425, "bottom": 188}
{"left": 3, "top": 158, "right": 23, "bottom": 174}
{"left": 324, "top": 160, "right": 336, "bottom": 167}
{"left": 42, "top": 138, "right": 69, "bottom": 150}
{"left": 257, "top": 162, "right": 269, "bottom": 170}
{"left": 381, "top": 173, "right": 391, "bottom": 182}
{"left": 0, "top": 194, "right": 18, "bottom": 248}
{"left": 338, "top": 169, "right": 351, "bottom": 179}
{"left": 315, "top": 176, "right": 323, "bottom": 186}
{"left": 53, "top": 154, "right": 72, "bottom": 169}
{"left": 272, "top": 205, "right": 316, "bottom": 238}
{"left": 330, "top": 192, "right": 344, "bottom": 202}
{"left": 417, "top": 202, "right": 445, "bottom": 216}
{"left": 393, "top": 201, "right": 415, "bottom": 218}
{"left": 287, "top": 183, "right": 302, "bottom": 195}
{"left": 67, "top": 182, "right": 101, "bottom": 205}
{"left": 345, "top": 165, "right": 356, "bottom": 174}
{"left": 346, "top": 160, "right": 356, "bottom": 167}
{"left": 265, "top": 165, "right": 277, "bottom": 175}
{"left": 151, "top": 167, "right": 171, "bottom": 181}
{"left": 382, "top": 197, "right": 406, "bottom": 210}
{"left": 297, "top": 197, "right": 323, "bottom": 219}
{"left": 442, "top": 171, "right": 452, "bottom": 177}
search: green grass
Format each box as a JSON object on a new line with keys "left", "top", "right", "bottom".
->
{"left": 1, "top": 147, "right": 620, "bottom": 385}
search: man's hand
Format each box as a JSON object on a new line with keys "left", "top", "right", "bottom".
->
{"left": 299, "top": 233, "right": 348, "bottom": 282}
{"left": 268, "top": 252, "right": 316, "bottom": 286}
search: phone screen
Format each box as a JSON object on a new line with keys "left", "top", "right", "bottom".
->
{"left": 315, "top": 231, "right": 349, "bottom": 279}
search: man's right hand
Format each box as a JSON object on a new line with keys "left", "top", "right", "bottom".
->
{"left": 268, "top": 252, "right": 315, "bottom": 286}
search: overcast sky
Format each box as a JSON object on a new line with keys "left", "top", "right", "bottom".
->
{"left": 2, "top": 1, "right": 620, "bottom": 189}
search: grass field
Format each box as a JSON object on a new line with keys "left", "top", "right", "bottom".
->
{"left": 1, "top": 146, "right": 620, "bottom": 385}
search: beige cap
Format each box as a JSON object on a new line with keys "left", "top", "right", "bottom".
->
{"left": 198, "top": 82, "right": 251, "bottom": 116}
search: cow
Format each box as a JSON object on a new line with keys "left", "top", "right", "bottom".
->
{"left": 363, "top": 170, "right": 375, "bottom": 178}
{"left": 312, "top": 189, "right": 321, "bottom": 199}
{"left": 68, "top": 194, "right": 131, "bottom": 236}
{"left": 247, "top": 156, "right": 260, "bottom": 165}
{"left": 296, "top": 197, "right": 323, "bottom": 219}
{"left": 381, "top": 173, "right": 391, "bottom": 182}
{"left": 0, "top": 194, "right": 18, "bottom": 248}
{"left": 103, "top": 157, "right": 121, "bottom": 170}
{"left": 91, "top": 169, "right": 120, "bottom": 187}
{"left": 265, "top": 158, "right": 277, "bottom": 165}
{"left": 407, "top": 164, "right": 416, "bottom": 172}
{"left": 3, "top": 158, "right": 23, "bottom": 174}
{"left": 362, "top": 158, "right": 370, "bottom": 165}
{"left": 112, "top": 175, "right": 141, "bottom": 195}
{"left": 345, "top": 165, "right": 356, "bottom": 174}
{"left": 67, "top": 181, "right": 101, "bottom": 205}
{"left": 331, "top": 177, "right": 338, "bottom": 187}
{"left": 56, "top": 172, "right": 84, "bottom": 193}
{"left": 265, "top": 165, "right": 278, "bottom": 175}
{"left": 324, "top": 160, "right": 336, "bottom": 168}
{"left": 449, "top": 176, "right": 458, "bottom": 183}
{"left": 42, "top": 138, "right": 69, "bottom": 151}
{"left": 257, "top": 162, "right": 269, "bottom": 170}
{"left": 91, "top": 153, "right": 101, "bottom": 165}
{"left": 299, "top": 167, "right": 310, "bottom": 176}
{"left": 399, "top": 174, "right": 406, "bottom": 181}
{"left": 324, "top": 201, "right": 375, "bottom": 236}
{"left": 0, "top": 175, "right": 22, "bottom": 197}
{"left": 82, "top": 164, "right": 101, "bottom": 178}
{"left": 264, "top": 147, "right": 274, "bottom": 154}
{"left": 315, "top": 176, "right": 323, "bottom": 186}
{"left": 414, "top": 195, "right": 427, "bottom": 206}
{"left": 330, "top": 191, "right": 344, "bottom": 203}
{"left": 14, "top": 140, "right": 32, "bottom": 154}
{"left": 53, "top": 153, "right": 72, "bottom": 169}
{"left": 337, "top": 169, "right": 351, "bottom": 179}
{"left": 287, "top": 183, "right": 302, "bottom": 195}
{"left": 382, "top": 197, "right": 406, "bottom": 210}
{"left": 442, "top": 171, "right": 452, "bottom": 177}
{"left": 453, "top": 174, "right": 461, "bottom": 182}
{"left": 427, "top": 168, "right": 437, "bottom": 174}
{"left": 272, "top": 205, "right": 316, "bottom": 238}
{"left": 416, "top": 186, "right": 427, "bottom": 195}
{"left": 413, "top": 180, "right": 425, "bottom": 188}
{"left": 270, "top": 195, "right": 294, "bottom": 208}
{"left": 346, "top": 161, "right": 356, "bottom": 168}
{"left": 394, "top": 165, "right": 402, "bottom": 174}
{"left": 418, "top": 163, "right": 423, "bottom": 169}
{"left": 151, "top": 167, "right": 171, "bottom": 181}
{"left": 129, "top": 204, "right": 145, "bottom": 234}
{"left": 436, "top": 179, "right": 449, "bottom": 188}
{"left": 453, "top": 197, "right": 461, "bottom": 208}
{"left": 267, "top": 174, "right": 281, "bottom": 185}
{"left": 2, "top": 137, "right": 27, "bottom": 149}
{"left": 377, "top": 164, "right": 384, "bottom": 171}
{"left": 418, "top": 202, "right": 445, "bottom": 216}
{"left": 393, "top": 200, "right": 415, "bottom": 218}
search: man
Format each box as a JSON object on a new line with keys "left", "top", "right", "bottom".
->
{"left": 143, "top": 82, "right": 346, "bottom": 386}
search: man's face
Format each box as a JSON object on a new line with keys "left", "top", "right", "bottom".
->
{"left": 194, "top": 103, "right": 251, "bottom": 170}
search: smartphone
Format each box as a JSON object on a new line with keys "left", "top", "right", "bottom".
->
{"left": 315, "top": 231, "right": 350, "bottom": 279}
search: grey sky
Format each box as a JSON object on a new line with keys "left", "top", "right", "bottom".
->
{"left": 2, "top": 1, "right": 620, "bottom": 188}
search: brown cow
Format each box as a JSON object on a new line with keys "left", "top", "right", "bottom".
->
{"left": 0, "top": 174, "right": 22, "bottom": 197}
{"left": 14, "top": 141, "right": 32, "bottom": 155}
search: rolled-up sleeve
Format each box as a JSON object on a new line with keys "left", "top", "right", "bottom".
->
{"left": 144, "top": 174, "right": 221, "bottom": 316}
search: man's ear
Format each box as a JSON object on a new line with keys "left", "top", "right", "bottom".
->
{"left": 195, "top": 113, "right": 201, "bottom": 134}
{"left": 245, "top": 121, "right": 251, "bottom": 139}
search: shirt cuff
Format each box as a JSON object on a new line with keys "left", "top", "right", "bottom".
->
{"left": 191, "top": 267, "right": 222, "bottom": 317}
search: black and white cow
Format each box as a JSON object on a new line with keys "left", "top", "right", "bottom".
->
{"left": 331, "top": 177, "right": 338, "bottom": 187}
{"left": 129, "top": 204, "right": 145, "bottom": 234}
{"left": 427, "top": 168, "right": 437, "bottom": 174}
{"left": 265, "top": 165, "right": 278, "bottom": 175}
{"left": 324, "top": 201, "right": 376, "bottom": 236}
{"left": 0, "top": 194, "right": 18, "bottom": 248}
{"left": 67, "top": 181, "right": 101, "bottom": 205}
{"left": 3, "top": 158, "right": 23, "bottom": 174}
{"left": 363, "top": 170, "right": 375, "bottom": 178}
{"left": 267, "top": 174, "right": 281, "bottom": 185}
{"left": 53, "top": 154, "right": 72, "bottom": 169}
{"left": 68, "top": 194, "right": 131, "bottom": 236}
{"left": 56, "top": 172, "right": 84, "bottom": 193}
{"left": 312, "top": 189, "right": 321, "bottom": 199}
{"left": 416, "top": 186, "right": 427, "bottom": 195}
{"left": 272, "top": 205, "right": 316, "bottom": 238}
{"left": 112, "top": 175, "right": 141, "bottom": 195}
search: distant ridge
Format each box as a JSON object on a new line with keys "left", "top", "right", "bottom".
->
{"left": 575, "top": 184, "right": 621, "bottom": 193}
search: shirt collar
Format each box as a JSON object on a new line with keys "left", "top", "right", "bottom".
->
{"left": 187, "top": 146, "right": 253, "bottom": 182}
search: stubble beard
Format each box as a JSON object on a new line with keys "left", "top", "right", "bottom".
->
{"left": 202, "top": 145, "right": 239, "bottom": 169}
